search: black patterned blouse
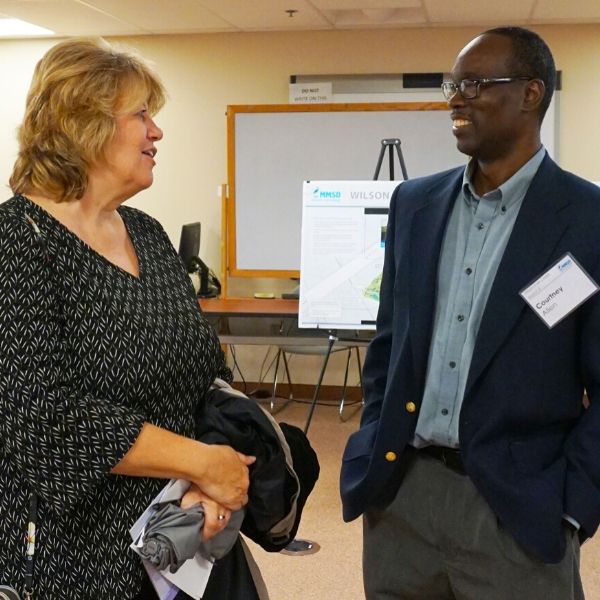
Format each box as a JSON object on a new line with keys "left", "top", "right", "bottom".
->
{"left": 0, "top": 195, "right": 230, "bottom": 599}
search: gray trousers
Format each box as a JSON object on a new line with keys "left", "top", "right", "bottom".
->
{"left": 363, "top": 451, "right": 584, "bottom": 600}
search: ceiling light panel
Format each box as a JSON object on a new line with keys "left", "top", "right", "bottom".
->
{"left": 311, "top": 0, "right": 421, "bottom": 9}
{"left": 423, "top": 0, "right": 534, "bottom": 24}
{"left": 325, "top": 7, "right": 425, "bottom": 27}
{"left": 0, "top": 0, "right": 143, "bottom": 35}
{"left": 198, "top": 0, "right": 330, "bottom": 31}
{"left": 0, "top": 16, "right": 54, "bottom": 36}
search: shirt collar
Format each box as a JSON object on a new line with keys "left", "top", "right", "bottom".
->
{"left": 462, "top": 146, "right": 546, "bottom": 209}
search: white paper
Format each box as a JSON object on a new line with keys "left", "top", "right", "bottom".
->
{"left": 143, "top": 562, "right": 180, "bottom": 600}
{"left": 299, "top": 180, "right": 398, "bottom": 330}
{"left": 520, "top": 253, "right": 599, "bottom": 328}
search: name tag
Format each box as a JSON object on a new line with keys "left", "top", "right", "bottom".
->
{"left": 520, "top": 253, "right": 599, "bottom": 328}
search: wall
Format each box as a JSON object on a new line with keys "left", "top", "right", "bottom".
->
{"left": 2, "top": 25, "right": 600, "bottom": 384}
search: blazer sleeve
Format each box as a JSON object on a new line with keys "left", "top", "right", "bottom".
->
{"left": 0, "top": 216, "right": 146, "bottom": 515}
{"left": 360, "top": 184, "right": 400, "bottom": 427}
{"left": 563, "top": 253, "right": 600, "bottom": 540}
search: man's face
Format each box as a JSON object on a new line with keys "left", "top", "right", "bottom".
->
{"left": 448, "top": 33, "right": 533, "bottom": 161}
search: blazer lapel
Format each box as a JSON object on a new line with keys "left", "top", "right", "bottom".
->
{"left": 465, "top": 156, "right": 571, "bottom": 395}
{"left": 409, "top": 169, "right": 463, "bottom": 384}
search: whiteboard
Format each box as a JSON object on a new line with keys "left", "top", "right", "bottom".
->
{"left": 228, "top": 103, "right": 466, "bottom": 277}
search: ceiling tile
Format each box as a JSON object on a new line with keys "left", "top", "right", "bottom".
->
{"left": 199, "top": 0, "right": 331, "bottom": 31}
{"left": 533, "top": 0, "right": 600, "bottom": 22}
{"left": 83, "top": 0, "right": 237, "bottom": 33}
{"left": 0, "top": 0, "right": 598, "bottom": 37}
{"left": 0, "top": 0, "right": 143, "bottom": 34}
{"left": 424, "top": 0, "right": 534, "bottom": 24}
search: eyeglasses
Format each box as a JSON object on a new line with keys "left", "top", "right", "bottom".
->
{"left": 441, "top": 77, "right": 533, "bottom": 101}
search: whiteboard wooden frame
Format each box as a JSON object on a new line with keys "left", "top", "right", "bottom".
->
{"left": 226, "top": 102, "right": 450, "bottom": 279}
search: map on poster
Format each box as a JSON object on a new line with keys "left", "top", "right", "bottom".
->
{"left": 299, "top": 180, "right": 400, "bottom": 330}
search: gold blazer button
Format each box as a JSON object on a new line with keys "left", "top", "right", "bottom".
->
{"left": 405, "top": 401, "right": 417, "bottom": 413}
{"left": 385, "top": 451, "right": 397, "bottom": 462}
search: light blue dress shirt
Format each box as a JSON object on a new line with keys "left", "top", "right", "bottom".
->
{"left": 413, "top": 147, "right": 546, "bottom": 449}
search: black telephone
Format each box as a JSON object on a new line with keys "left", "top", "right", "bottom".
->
{"left": 190, "top": 256, "right": 221, "bottom": 298}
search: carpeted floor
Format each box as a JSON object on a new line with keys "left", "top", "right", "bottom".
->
{"left": 245, "top": 399, "right": 600, "bottom": 600}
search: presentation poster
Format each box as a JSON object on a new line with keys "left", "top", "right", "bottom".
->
{"left": 299, "top": 180, "right": 399, "bottom": 330}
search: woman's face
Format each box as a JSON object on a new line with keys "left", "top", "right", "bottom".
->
{"left": 100, "top": 104, "right": 163, "bottom": 201}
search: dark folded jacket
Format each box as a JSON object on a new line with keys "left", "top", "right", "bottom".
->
{"left": 196, "top": 380, "right": 320, "bottom": 551}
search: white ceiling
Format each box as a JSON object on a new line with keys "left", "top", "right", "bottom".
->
{"left": 0, "top": 0, "right": 599, "bottom": 38}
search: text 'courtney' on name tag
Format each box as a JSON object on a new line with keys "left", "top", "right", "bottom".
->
{"left": 520, "top": 254, "right": 599, "bottom": 328}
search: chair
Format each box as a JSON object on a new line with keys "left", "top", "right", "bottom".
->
{"left": 270, "top": 341, "right": 363, "bottom": 427}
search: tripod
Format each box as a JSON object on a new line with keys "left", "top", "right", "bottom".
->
{"left": 373, "top": 138, "right": 408, "bottom": 181}
{"left": 284, "top": 138, "right": 409, "bottom": 557}
{"left": 300, "top": 138, "right": 409, "bottom": 437}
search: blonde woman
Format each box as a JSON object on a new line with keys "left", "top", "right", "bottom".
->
{"left": 0, "top": 38, "right": 253, "bottom": 600}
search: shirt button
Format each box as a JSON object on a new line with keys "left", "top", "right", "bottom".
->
{"left": 405, "top": 401, "right": 417, "bottom": 413}
{"left": 477, "top": 223, "right": 485, "bottom": 230}
{"left": 441, "top": 408, "right": 449, "bottom": 416}
{"left": 501, "top": 206, "right": 507, "bottom": 213}
{"left": 457, "top": 314, "right": 465, "bottom": 322}
{"left": 449, "top": 361, "right": 456, "bottom": 368}
{"left": 465, "top": 267, "right": 472, "bottom": 275}
{"left": 385, "top": 451, "right": 397, "bottom": 462}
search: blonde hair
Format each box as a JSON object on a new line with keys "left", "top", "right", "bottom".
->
{"left": 9, "top": 37, "right": 166, "bottom": 202}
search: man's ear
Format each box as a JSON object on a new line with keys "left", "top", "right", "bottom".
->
{"left": 523, "top": 79, "right": 546, "bottom": 114}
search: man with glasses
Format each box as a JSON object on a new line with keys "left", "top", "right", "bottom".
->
{"left": 341, "top": 26, "right": 599, "bottom": 599}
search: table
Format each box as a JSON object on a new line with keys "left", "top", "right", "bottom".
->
{"left": 199, "top": 297, "right": 372, "bottom": 346}
{"left": 199, "top": 297, "right": 372, "bottom": 431}
{"left": 199, "top": 297, "right": 298, "bottom": 317}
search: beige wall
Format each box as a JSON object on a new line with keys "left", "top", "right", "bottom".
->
{"left": 2, "top": 25, "right": 600, "bottom": 384}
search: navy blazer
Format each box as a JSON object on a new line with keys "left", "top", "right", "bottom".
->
{"left": 340, "top": 154, "right": 600, "bottom": 563}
